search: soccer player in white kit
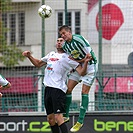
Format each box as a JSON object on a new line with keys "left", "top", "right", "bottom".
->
{"left": 22, "top": 37, "right": 92, "bottom": 133}
{"left": 0, "top": 74, "right": 11, "bottom": 97}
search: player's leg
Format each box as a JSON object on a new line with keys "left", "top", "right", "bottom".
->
{"left": 44, "top": 87, "right": 60, "bottom": 133}
{"left": 47, "top": 113, "right": 60, "bottom": 133}
{"left": 70, "top": 64, "right": 97, "bottom": 132}
{"left": 64, "top": 71, "right": 80, "bottom": 122}
{"left": 78, "top": 84, "right": 90, "bottom": 124}
{"left": 52, "top": 88, "right": 68, "bottom": 133}
{"left": 55, "top": 113, "right": 68, "bottom": 133}
{"left": 64, "top": 79, "right": 78, "bottom": 121}
{"left": 70, "top": 84, "right": 90, "bottom": 132}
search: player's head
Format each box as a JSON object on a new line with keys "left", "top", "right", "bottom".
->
{"left": 58, "top": 25, "right": 72, "bottom": 42}
{"left": 56, "top": 37, "right": 64, "bottom": 52}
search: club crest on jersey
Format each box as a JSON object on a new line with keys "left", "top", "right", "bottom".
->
{"left": 71, "top": 50, "right": 80, "bottom": 59}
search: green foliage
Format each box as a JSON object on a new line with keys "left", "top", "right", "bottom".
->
{"left": 0, "top": 44, "right": 25, "bottom": 67}
{"left": 0, "top": 0, "right": 25, "bottom": 68}
{"left": 0, "top": 0, "right": 12, "bottom": 12}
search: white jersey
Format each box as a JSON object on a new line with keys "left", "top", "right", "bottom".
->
{"left": 41, "top": 51, "right": 79, "bottom": 93}
{"left": 0, "top": 74, "right": 9, "bottom": 87}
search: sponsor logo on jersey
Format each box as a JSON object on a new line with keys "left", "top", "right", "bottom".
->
{"left": 49, "top": 58, "right": 59, "bottom": 61}
{"left": 71, "top": 50, "right": 80, "bottom": 59}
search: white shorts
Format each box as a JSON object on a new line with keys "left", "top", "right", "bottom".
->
{"left": 69, "top": 63, "right": 97, "bottom": 86}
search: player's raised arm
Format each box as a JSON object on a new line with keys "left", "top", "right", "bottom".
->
{"left": 0, "top": 92, "right": 2, "bottom": 97}
{"left": 69, "top": 53, "right": 92, "bottom": 63}
{"left": 0, "top": 82, "right": 11, "bottom": 90}
{"left": 0, "top": 75, "right": 11, "bottom": 98}
{"left": 22, "top": 51, "right": 46, "bottom": 67}
{"left": 76, "top": 54, "right": 92, "bottom": 76}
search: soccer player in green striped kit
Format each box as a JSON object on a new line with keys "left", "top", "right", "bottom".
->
{"left": 59, "top": 25, "right": 97, "bottom": 132}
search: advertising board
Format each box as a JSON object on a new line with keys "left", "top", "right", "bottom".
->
{"left": 0, "top": 113, "right": 133, "bottom": 133}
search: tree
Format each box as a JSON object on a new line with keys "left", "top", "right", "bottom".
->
{"left": 0, "top": 0, "right": 24, "bottom": 67}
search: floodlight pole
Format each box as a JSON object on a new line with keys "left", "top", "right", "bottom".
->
{"left": 98, "top": 0, "right": 103, "bottom": 110}
{"left": 42, "top": 0, "right": 45, "bottom": 57}
{"left": 40, "top": 0, "right": 45, "bottom": 111}
{"left": 65, "top": 0, "right": 68, "bottom": 25}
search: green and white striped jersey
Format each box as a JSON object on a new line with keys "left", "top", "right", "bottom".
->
{"left": 62, "top": 34, "right": 97, "bottom": 64}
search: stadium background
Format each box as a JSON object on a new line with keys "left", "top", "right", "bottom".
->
{"left": 0, "top": 0, "right": 133, "bottom": 133}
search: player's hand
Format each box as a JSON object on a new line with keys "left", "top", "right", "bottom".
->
{"left": 86, "top": 53, "right": 92, "bottom": 60}
{"left": 68, "top": 53, "right": 92, "bottom": 63}
{"left": 84, "top": 54, "right": 92, "bottom": 63}
{"left": 22, "top": 51, "right": 31, "bottom": 57}
{"left": 0, "top": 85, "right": 3, "bottom": 90}
{"left": 0, "top": 92, "right": 2, "bottom": 98}
{"left": 68, "top": 56, "right": 74, "bottom": 60}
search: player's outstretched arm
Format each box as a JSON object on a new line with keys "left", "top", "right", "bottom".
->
{"left": 0, "top": 82, "right": 11, "bottom": 89}
{"left": 22, "top": 51, "right": 46, "bottom": 67}
{"left": 76, "top": 54, "right": 92, "bottom": 76}
{"left": 0, "top": 74, "right": 11, "bottom": 90}
{"left": 0, "top": 81, "right": 11, "bottom": 98}
{"left": 0, "top": 92, "right": 2, "bottom": 97}
{"left": 69, "top": 53, "right": 92, "bottom": 63}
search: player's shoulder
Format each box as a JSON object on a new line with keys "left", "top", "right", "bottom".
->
{"left": 73, "top": 34, "right": 85, "bottom": 41}
{"left": 63, "top": 53, "right": 69, "bottom": 57}
{"left": 73, "top": 34, "right": 83, "bottom": 38}
{"left": 60, "top": 53, "right": 68, "bottom": 58}
{"left": 60, "top": 53, "right": 69, "bottom": 61}
{"left": 44, "top": 51, "right": 56, "bottom": 58}
{"left": 49, "top": 51, "right": 56, "bottom": 55}
{"left": 73, "top": 34, "right": 90, "bottom": 45}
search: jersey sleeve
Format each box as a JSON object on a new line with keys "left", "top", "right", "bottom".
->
{"left": 0, "top": 75, "right": 9, "bottom": 87}
{"left": 83, "top": 46, "right": 92, "bottom": 53}
{"left": 78, "top": 35, "right": 97, "bottom": 63}
{"left": 63, "top": 55, "right": 79, "bottom": 70}
{"left": 41, "top": 51, "right": 55, "bottom": 63}
{"left": 68, "top": 59, "right": 79, "bottom": 70}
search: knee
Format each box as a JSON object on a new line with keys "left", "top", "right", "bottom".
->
{"left": 67, "top": 86, "right": 73, "bottom": 94}
{"left": 47, "top": 116, "right": 56, "bottom": 126}
{"left": 54, "top": 114, "right": 61, "bottom": 122}
{"left": 82, "top": 86, "right": 91, "bottom": 94}
{"left": 82, "top": 89, "right": 89, "bottom": 94}
{"left": 54, "top": 114, "right": 64, "bottom": 125}
{"left": 66, "top": 88, "right": 72, "bottom": 94}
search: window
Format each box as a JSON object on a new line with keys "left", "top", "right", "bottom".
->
{"left": 18, "top": 13, "right": 25, "bottom": 45}
{"left": 75, "top": 12, "right": 80, "bottom": 34}
{"left": 57, "top": 11, "right": 81, "bottom": 35}
{"left": 2, "top": 12, "right": 25, "bottom": 45}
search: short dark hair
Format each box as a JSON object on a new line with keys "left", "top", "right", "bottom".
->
{"left": 58, "top": 25, "right": 71, "bottom": 32}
